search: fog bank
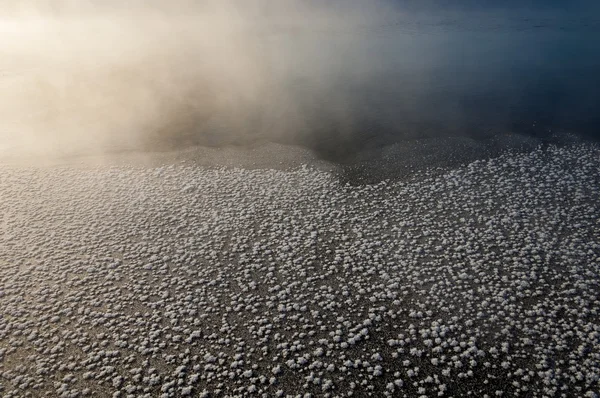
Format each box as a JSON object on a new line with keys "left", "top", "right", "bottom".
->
{"left": 1, "top": 1, "right": 598, "bottom": 160}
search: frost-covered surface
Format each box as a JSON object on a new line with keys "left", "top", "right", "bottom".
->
{"left": 0, "top": 144, "right": 599, "bottom": 398}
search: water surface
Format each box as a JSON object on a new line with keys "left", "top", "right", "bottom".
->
{"left": 260, "top": 12, "right": 600, "bottom": 159}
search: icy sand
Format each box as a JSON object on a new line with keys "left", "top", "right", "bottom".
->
{"left": 0, "top": 143, "right": 599, "bottom": 397}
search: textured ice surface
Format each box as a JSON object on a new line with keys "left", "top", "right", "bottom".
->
{"left": 0, "top": 144, "right": 599, "bottom": 397}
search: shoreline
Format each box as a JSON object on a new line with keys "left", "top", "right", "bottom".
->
{"left": 0, "top": 131, "right": 590, "bottom": 185}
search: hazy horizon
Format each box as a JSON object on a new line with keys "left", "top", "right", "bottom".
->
{"left": 1, "top": 0, "right": 598, "bottom": 160}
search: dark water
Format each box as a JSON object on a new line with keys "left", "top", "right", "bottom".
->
{"left": 4, "top": 7, "right": 598, "bottom": 167}
{"left": 255, "top": 14, "right": 600, "bottom": 161}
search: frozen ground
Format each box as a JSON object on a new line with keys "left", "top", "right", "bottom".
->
{"left": 0, "top": 143, "right": 599, "bottom": 398}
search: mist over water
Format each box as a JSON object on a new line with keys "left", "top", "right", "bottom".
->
{"left": 0, "top": 0, "right": 599, "bottom": 162}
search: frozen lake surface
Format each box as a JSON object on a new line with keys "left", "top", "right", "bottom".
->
{"left": 0, "top": 6, "right": 599, "bottom": 397}
{"left": 0, "top": 143, "right": 598, "bottom": 397}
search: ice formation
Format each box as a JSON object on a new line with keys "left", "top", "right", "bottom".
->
{"left": 0, "top": 144, "right": 599, "bottom": 397}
